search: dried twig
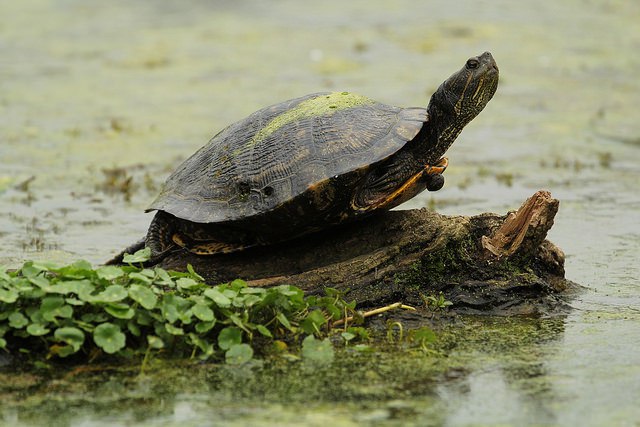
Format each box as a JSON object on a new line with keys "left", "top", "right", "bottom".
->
{"left": 332, "top": 302, "right": 416, "bottom": 327}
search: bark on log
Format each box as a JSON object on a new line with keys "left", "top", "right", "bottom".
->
{"left": 156, "top": 190, "right": 577, "bottom": 316}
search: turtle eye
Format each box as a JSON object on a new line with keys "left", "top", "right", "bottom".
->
{"left": 466, "top": 58, "right": 479, "bottom": 69}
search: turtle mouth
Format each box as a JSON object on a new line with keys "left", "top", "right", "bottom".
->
{"left": 487, "top": 63, "right": 499, "bottom": 77}
{"left": 479, "top": 51, "right": 499, "bottom": 72}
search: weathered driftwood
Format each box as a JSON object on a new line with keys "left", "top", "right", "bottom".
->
{"left": 155, "top": 190, "right": 576, "bottom": 315}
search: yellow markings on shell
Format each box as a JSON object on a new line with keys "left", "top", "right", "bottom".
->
{"left": 248, "top": 92, "right": 375, "bottom": 148}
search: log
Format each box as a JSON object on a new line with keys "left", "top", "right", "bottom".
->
{"left": 154, "top": 190, "right": 577, "bottom": 316}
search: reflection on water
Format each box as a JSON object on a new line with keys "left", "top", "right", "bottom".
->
{"left": 1, "top": 0, "right": 639, "bottom": 425}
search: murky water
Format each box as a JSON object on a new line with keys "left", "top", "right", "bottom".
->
{"left": 1, "top": 0, "right": 639, "bottom": 425}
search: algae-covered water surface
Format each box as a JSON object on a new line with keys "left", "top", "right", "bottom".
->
{"left": 1, "top": 0, "right": 640, "bottom": 425}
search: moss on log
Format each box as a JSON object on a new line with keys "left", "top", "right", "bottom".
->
{"left": 153, "top": 191, "right": 577, "bottom": 315}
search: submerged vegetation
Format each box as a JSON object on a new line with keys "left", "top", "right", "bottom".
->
{"left": 0, "top": 249, "right": 440, "bottom": 366}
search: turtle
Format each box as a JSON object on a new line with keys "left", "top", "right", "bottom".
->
{"left": 112, "top": 51, "right": 498, "bottom": 264}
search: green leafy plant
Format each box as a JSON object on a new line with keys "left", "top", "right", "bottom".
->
{"left": 408, "top": 326, "right": 437, "bottom": 353}
{"left": 421, "top": 292, "right": 453, "bottom": 311}
{"left": 1, "top": 249, "right": 442, "bottom": 365}
{"left": 0, "top": 249, "right": 362, "bottom": 364}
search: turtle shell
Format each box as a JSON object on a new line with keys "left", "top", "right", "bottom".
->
{"left": 148, "top": 91, "right": 428, "bottom": 224}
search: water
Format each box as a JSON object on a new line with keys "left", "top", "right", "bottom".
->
{"left": 1, "top": 0, "right": 639, "bottom": 425}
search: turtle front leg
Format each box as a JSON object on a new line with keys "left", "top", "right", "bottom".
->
{"left": 424, "top": 157, "right": 448, "bottom": 192}
{"left": 354, "top": 157, "right": 450, "bottom": 211}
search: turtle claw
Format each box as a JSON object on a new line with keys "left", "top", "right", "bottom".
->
{"left": 425, "top": 157, "right": 449, "bottom": 175}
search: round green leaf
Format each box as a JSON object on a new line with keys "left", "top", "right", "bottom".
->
{"left": 192, "top": 303, "right": 214, "bottom": 321}
{"left": 0, "top": 289, "right": 19, "bottom": 303}
{"left": 41, "top": 295, "right": 62, "bottom": 308}
{"left": 301, "top": 335, "right": 335, "bottom": 364}
{"left": 129, "top": 272, "right": 153, "bottom": 285}
{"left": 195, "top": 321, "right": 216, "bottom": 333}
{"left": 240, "top": 295, "right": 261, "bottom": 307}
{"left": 64, "top": 297, "right": 85, "bottom": 306}
{"left": 341, "top": 332, "right": 356, "bottom": 342}
{"left": 21, "top": 263, "right": 45, "bottom": 278}
{"left": 128, "top": 284, "right": 157, "bottom": 310}
{"left": 54, "top": 260, "right": 93, "bottom": 280}
{"left": 122, "top": 247, "right": 151, "bottom": 264}
{"left": 54, "top": 327, "right": 85, "bottom": 351}
{"left": 73, "top": 280, "right": 97, "bottom": 301}
{"left": 218, "top": 327, "right": 242, "bottom": 350}
{"left": 139, "top": 268, "right": 156, "bottom": 278}
{"left": 239, "top": 286, "right": 266, "bottom": 295}
{"left": 164, "top": 323, "right": 184, "bottom": 336}
{"left": 81, "top": 312, "right": 108, "bottom": 323}
{"left": 300, "top": 309, "right": 327, "bottom": 334}
{"left": 28, "top": 275, "right": 51, "bottom": 289}
{"left": 229, "top": 279, "right": 247, "bottom": 288}
{"left": 154, "top": 268, "right": 174, "bottom": 287}
{"left": 70, "top": 259, "right": 93, "bottom": 271}
{"left": 225, "top": 343, "right": 253, "bottom": 364}
{"left": 147, "top": 335, "right": 164, "bottom": 349}
{"left": 176, "top": 277, "right": 198, "bottom": 290}
{"left": 93, "top": 323, "right": 126, "bottom": 354}
{"left": 93, "top": 285, "right": 128, "bottom": 303}
{"left": 8, "top": 311, "right": 29, "bottom": 329}
{"left": 54, "top": 345, "right": 77, "bottom": 358}
{"left": 50, "top": 280, "right": 83, "bottom": 295}
{"left": 0, "top": 268, "right": 12, "bottom": 282}
{"left": 27, "top": 323, "right": 50, "bottom": 336}
{"left": 41, "top": 297, "right": 73, "bottom": 322}
{"left": 412, "top": 326, "right": 436, "bottom": 344}
{"left": 203, "top": 288, "right": 231, "bottom": 308}
{"left": 104, "top": 303, "right": 135, "bottom": 319}
{"left": 31, "top": 261, "right": 61, "bottom": 271}
{"left": 161, "top": 294, "right": 189, "bottom": 323}
{"left": 96, "top": 265, "right": 124, "bottom": 281}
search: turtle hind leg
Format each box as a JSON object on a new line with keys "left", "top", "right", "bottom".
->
{"left": 144, "top": 211, "right": 183, "bottom": 264}
{"left": 354, "top": 157, "right": 449, "bottom": 211}
{"left": 105, "top": 210, "right": 177, "bottom": 266}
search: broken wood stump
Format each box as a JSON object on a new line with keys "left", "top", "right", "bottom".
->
{"left": 154, "top": 190, "right": 577, "bottom": 315}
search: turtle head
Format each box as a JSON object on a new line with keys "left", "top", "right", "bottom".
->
{"left": 429, "top": 51, "right": 499, "bottom": 126}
